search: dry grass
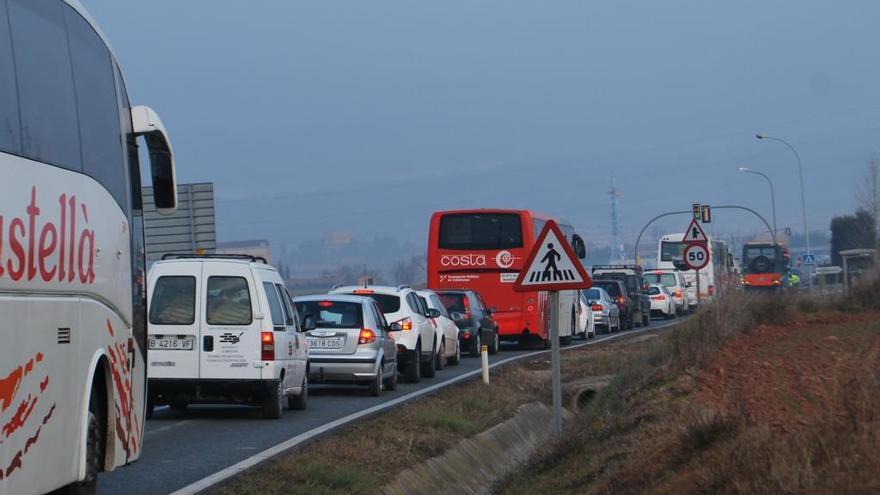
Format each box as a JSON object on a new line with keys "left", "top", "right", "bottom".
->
{"left": 497, "top": 290, "right": 880, "bottom": 495}
{"left": 210, "top": 333, "right": 657, "bottom": 495}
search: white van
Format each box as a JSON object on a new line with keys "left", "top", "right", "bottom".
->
{"left": 146, "top": 254, "right": 308, "bottom": 419}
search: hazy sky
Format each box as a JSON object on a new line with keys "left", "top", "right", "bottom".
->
{"left": 86, "top": 0, "right": 880, "bottom": 250}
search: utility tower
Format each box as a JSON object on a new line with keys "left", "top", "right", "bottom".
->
{"left": 609, "top": 175, "right": 626, "bottom": 264}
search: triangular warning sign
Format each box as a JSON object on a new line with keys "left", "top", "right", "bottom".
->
{"left": 513, "top": 220, "right": 592, "bottom": 292}
{"left": 682, "top": 218, "right": 709, "bottom": 243}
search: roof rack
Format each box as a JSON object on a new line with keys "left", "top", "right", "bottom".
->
{"left": 161, "top": 253, "right": 269, "bottom": 264}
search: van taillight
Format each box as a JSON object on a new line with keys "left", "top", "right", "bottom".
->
{"left": 359, "top": 328, "right": 376, "bottom": 345}
{"left": 261, "top": 332, "right": 275, "bottom": 361}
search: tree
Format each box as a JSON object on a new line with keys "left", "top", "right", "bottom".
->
{"left": 856, "top": 156, "right": 880, "bottom": 245}
{"left": 830, "top": 209, "right": 876, "bottom": 266}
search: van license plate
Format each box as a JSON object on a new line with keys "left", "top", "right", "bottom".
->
{"left": 307, "top": 337, "right": 343, "bottom": 350}
{"left": 149, "top": 337, "right": 194, "bottom": 351}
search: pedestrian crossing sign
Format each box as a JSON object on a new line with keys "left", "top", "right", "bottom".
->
{"left": 513, "top": 220, "right": 592, "bottom": 292}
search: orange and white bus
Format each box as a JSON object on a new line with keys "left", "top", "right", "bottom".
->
{"left": 0, "top": 1, "right": 177, "bottom": 492}
{"left": 427, "top": 209, "right": 587, "bottom": 347}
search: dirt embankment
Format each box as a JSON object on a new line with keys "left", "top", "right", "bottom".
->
{"left": 499, "top": 300, "right": 880, "bottom": 495}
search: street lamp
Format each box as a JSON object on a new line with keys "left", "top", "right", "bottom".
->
{"left": 755, "top": 133, "right": 810, "bottom": 256}
{"left": 738, "top": 167, "right": 778, "bottom": 238}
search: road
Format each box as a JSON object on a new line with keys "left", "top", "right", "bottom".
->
{"left": 99, "top": 317, "right": 686, "bottom": 495}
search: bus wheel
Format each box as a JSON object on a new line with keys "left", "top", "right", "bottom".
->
{"left": 59, "top": 384, "right": 105, "bottom": 495}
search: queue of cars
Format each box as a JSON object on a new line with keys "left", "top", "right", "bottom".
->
{"left": 144, "top": 255, "right": 506, "bottom": 417}
{"left": 144, "top": 253, "right": 695, "bottom": 418}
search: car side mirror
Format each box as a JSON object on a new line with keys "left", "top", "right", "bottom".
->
{"left": 450, "top": 312, "right": 465, "bottom": 321}
{"left": 487, "top": 307, "right": 497, "bottom": 315}
{"left": 389, "top": 322, "right": 403, "bottom": 332}
{"left": 302, "top": 315, "right": 317, "bottom": 332}
{"left": 426, "top": 308, "right": 441, "bottom": 318}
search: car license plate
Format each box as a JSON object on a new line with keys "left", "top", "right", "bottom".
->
{"left": 307, "top": 337, "right": 343, "bottom": 350}
{"left": 148, "top": 337, "right": 194, "bottom": 351}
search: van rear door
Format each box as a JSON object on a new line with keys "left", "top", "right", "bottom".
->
{"left": 147, "top": 263, "right": 201, "bottom": 379}
{"left": 200, "top": 264, "right": 262, "bottom": 380}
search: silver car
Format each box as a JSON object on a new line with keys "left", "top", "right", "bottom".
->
{"left": 293, "top": 295, "right": 398, "bottom": 396}
{"left": 582, "top": 287, "right": 621, "bottom": 334}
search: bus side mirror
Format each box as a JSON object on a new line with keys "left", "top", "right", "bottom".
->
{"left": 132, "top": 105, "right": 178, "bottom": 215}
{"left": 572, "top": 234, "right": 587, "bottom": 259}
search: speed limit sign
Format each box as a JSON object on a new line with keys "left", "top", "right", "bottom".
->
{"left": 683, "top": 244, "right": 710, "bottom": 270}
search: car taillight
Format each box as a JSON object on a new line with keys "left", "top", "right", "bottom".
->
{"left": 675, "top": 288, "right": 682, "bottom": 297}
{"left": 396, "top": 317, "right": 413, "bottom": 331}
{"left": 708, "top": 285, "right": 715, "bottom": 296}
{"left": 462, "top": 297, "right": 472, "bottom": 319}
{"left": 359, "top": 328, "right": 376, "bottom": 345}
{"left": 616, "top": 296, "right": 625, "bottom": 308}
{"left": 318, "top": 301, "right": 334, "bottom": 308}
{"left": 590, "top": 304, "right": 603, "bottom": 311}
{"left": 462, "top": 332, "right": 472, "bottom": 340}
{"left": 261, "top": 332, "right": 275, "bottom": 361}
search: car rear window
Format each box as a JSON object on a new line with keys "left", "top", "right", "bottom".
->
{"left": 583, "top": 288, "right": 601, "bottom": 301}
{"left": 646, "top": 273, "right": 678, "bottom": 287}
{"left": 206, "top": 276, "right": 252, "bottom": 325}
{"left": 149, "top": 276, "right": 195, "bottom": 325}
{"left": 437, "top": 293, "right": 466, "bottom": 314}
{"left": 346, "top": 293, "right": 400, "bottom": 314}
{"left": 295, "top": 301, "right": 364, "bottom": 328}
{"left": 438, "top": 213, "right": 523, "bottom": 250}
{"left": 593, "top": 282, "right": 622, "bottom": 297}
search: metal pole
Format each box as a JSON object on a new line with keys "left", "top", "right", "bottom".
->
{"left": 756, "top": 134, "right": 811, "bottom": 287}
{"left": 739, "top": 168, "right": 777, "bottom": 238}
{"left": 695, "top": 269, "right": 701, "bottom": 305}
{"left": 549, "top": 291, "right": 562, "bottom": 435}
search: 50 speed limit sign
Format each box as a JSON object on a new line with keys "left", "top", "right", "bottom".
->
{"left": 683, "top": 244, "right": 710, "bottom": 270}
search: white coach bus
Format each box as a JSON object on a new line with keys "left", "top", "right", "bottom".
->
{"left": 0, "top": 0, "right": 177, "bottom": 493}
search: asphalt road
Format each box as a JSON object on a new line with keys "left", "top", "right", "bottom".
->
{"left": 99, "top": 317, "right": 686, "bottom": 495}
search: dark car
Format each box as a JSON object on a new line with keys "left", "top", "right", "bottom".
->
{"left": 592, "top": 265, "right": 651, "bottom": 328}
{"left": 435, "top": 290, "right": 500, "bottom": 356}
{"left": 591, "top": 279, "right": 638, "bottom": 330}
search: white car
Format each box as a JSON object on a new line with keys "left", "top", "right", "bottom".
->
{"left": 648, "top": 284, "right": 677, "bottom": 319}
{"left": 576, "top": 291, "right": 595, "bottom": 339}
{"left": 417, "top": 290, "right": 462, "bottom": 368}
{"left": 645, "top": 269, "right": 691, "bottom": 314}
{"left": 147, "top": 254, "right": 309, "bottom": 419}
{"left": 583, "top": 287, "right": 621, "bottom": 334}
{"left": 330, "top": 285, "right": 438, "bottom": 383}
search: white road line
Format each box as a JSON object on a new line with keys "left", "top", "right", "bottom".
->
{"left": 145, "top": 419, "right": 197, "bottom": 437}
{"left": 170, "top": 319, "right": 682, "bottom": 495}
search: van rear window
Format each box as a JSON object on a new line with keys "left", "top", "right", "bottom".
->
{"left": 149, "top": 276, "right": 196, "bottom": 325}
{"left": 206, "top": 277, "right": 252, "bottom": 325}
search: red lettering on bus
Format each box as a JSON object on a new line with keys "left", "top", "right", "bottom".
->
{"left": 0, "top": 187, "right": 96, "bottom": 286}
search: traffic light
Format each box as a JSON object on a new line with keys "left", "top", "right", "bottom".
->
{"left": 692, "top": 203, "right": 701, "bottom": 221}
{"left": 701, "top": 205, "right": 711, "bottom": 223}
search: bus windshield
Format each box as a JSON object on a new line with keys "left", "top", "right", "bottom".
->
{"left": 438, "top": 213, "right": 523, "bottom": 250}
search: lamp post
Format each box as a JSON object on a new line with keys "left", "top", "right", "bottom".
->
{"left": 738, "top": 167, "right": 778, "bottom": 238}
{"left": 755, "top": 134, "right": 809, "bottom": 256}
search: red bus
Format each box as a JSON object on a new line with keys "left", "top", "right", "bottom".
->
{"left": 427, "top": 209, "right": 587, "bottom": 347}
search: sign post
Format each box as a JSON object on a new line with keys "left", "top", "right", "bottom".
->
{"left": 682, "top": 219, "right": 710, "bottom": 302}
{"left": 513, "top": 221, "right": 592, "bottom": 435}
